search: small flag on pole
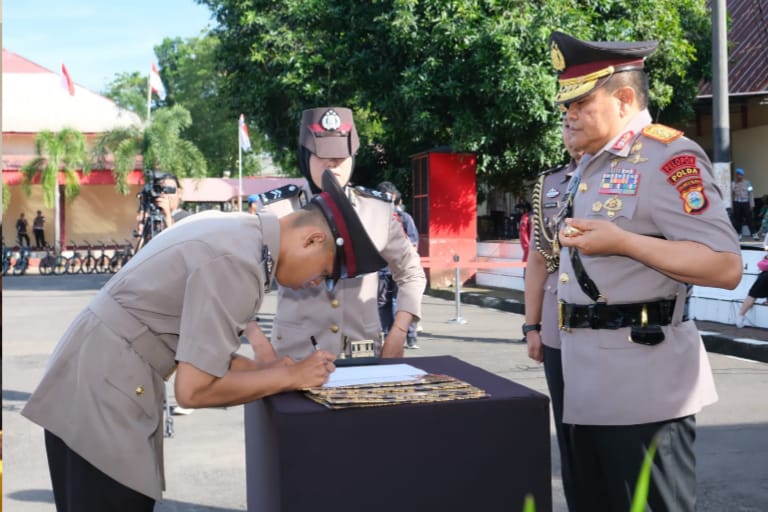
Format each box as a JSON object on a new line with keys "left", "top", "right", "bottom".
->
{"left": 239, "top": 114, "right": 252, "bottom": 152}
{"left": 60, "top": 64, "right": 75, "bottom": 96}
{"left": 149, "top": 63, "right": 167, "bottom": 100}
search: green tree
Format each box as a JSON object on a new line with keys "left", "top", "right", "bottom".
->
{"left": 102, "top": 71, "right": 152, "bottom": 121}
{"left": 2, "top": 181, "right": 10, "bottom": 215}
{"left": 20, "top": 128, "right": 92, "bottom": 248}
{"left": 201, "top": 0, "right": 709, "bottom": 196}
{"left": 155, "top": 34, "right": 260, "bottom": 177}
{"left": 93, "top": 104, "right": 208, "bottom": 193}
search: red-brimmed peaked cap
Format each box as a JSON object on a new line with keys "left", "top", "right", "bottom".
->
{"left": 549, "top": 31, "right": 658, "bottom": 105}
{"left": 311, "top": 170, "right": 386, "bottom": 284}
{"left": 299, "top": 107, "right": 360, "bottom": 159}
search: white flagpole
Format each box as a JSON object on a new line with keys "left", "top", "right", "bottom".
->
{"left": 238, "top": 130, "right": 243, "bottom": 211}
{"left": 146, "top": 70, "right": 152, "bottom": 122}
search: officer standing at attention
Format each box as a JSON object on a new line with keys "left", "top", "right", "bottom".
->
{"left": 21, "top": 170, "right": 385, "bottom": 512}
{"left": 523, "top": 116, "right": 581, "bottom": 511}
{"left": 549, "top": 31, "right": 742, "bottom": 511}
{"left": 245, "top": 107, "right": 426, "bottom": 361}
{"left": 731, "top": 167, "right": 756, "bottom": 239}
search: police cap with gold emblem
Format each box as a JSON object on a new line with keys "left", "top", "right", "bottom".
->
{"left": 549, "top": 31, "right": 658, "bottom": 105}
{"left": 299, "top": 107, "right": 360, "bottom": 159}
{"left": 310, "top": 169, "right": 386, "bottom": 288}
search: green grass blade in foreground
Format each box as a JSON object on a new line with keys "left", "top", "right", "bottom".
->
{"left": 522, "top": 493, "right": 536, "bottom": 512}
{"left": 631, "top": 436, "right": 659, "bottom": 512}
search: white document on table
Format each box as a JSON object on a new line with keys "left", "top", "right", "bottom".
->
{"left": 323, "top": 363, "right": 427, "bottom": 388}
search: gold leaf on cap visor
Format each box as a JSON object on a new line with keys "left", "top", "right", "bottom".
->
{"left": 551, "top": 41, "right": 565, "bottom": 71}
{"left": 555, "top": 65, "right": 615, "bottom": 104}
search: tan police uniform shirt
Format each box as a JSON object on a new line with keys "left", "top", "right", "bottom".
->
{"left": 22, "top": 211, "right": 280, "bottom": 500}
{"left": 269, "top": 185, "right": 426, "bottom": 358}
{"left": 531, "top": 163, "right": 574, "bottom": 349}
{"left": 557, "top": 110, "right": 740, "bottom": 426}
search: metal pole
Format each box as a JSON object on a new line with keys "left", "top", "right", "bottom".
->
{"left": 448, "top": 254, "right": 467, "bottom": 324}
{"left": 146, "top": 71, "right": 152, "bottom": 122}
{"left": 712, "top": 0, "right": 732, "bottom": 206}
{"left": 238, "top": 137, "right": 243, "bottom": 211}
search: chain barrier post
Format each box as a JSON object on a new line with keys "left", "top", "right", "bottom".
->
{"left": 448, "top": 254, "right": 467, "bottom": 324}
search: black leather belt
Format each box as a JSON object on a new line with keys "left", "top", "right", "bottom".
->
{"left": 558, "top": 299, "right": 684, "bottom": 330}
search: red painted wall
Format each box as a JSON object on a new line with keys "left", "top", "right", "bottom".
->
{"left": 412, "top": 151, "right": 477, "bottom": 287}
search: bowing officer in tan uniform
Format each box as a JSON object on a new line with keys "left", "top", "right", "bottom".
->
{"left": 21, "top": 170, "right": 385, "bottom": 512}
{"left": 549, "top": 31, "right": 742, "bottom": 511}
{"left": 246, "top": 107, "right": 426, "bottom": 361}
{"left": 523, "top": 117, "right": 580, "bottom": 510}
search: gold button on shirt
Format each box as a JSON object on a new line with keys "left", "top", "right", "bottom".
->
{"left": 331, "top": 299, "right": 340, "bottom": 308}
{"left": 330, "top": 325, "right": 340, "bottom": 333}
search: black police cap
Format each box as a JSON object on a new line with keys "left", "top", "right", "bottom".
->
{"left": 311, "top": 170, "right": 386, "bottom": 288}
{"left": 549, "top": 31, "right": 658, "bottom": 104}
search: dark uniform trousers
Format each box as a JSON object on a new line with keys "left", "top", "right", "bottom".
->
{"left": 732, "top": 201, "right": 753, "bottom": 236}
{"left": 543, "top": 345, "right": 574, "bottom": 511}
{"left": 568, "top": 415, "right": 696, "bottom": 512}
{"left": 45, "top": 430, "right": 155, "bottom": 512}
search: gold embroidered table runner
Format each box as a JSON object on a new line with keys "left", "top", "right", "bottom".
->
{"left": 304, "top": 373, "right": 489, "bottom": 409}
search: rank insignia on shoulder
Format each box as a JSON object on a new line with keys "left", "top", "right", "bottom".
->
{"left": 353, "top": 185, "right": 392, "bottom": 202}
{"left": 642, "top": 124, "right": 683, "bottom": 144}
{"left": 538, "top": 164, "right": 567, "bottom": 177}
{"left": 259, "top": 184, "right": 305, "bottom": 205}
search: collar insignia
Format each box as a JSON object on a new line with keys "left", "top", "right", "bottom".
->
{"left": 612, "top": 130, "right": 635, "bottom": 151}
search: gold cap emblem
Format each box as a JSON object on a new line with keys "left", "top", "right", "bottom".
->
{"left": 551, "top": 41, "right": 565, "bottom": 72}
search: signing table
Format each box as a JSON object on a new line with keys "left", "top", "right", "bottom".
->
{"left": 245, "top": 355, "right": 551, "bottom": 512}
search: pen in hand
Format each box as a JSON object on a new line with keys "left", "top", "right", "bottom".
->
{"left": 310, "top": 335, "right": 318, "bottom": 351}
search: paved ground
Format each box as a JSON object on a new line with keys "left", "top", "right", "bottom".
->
{"left": 429, "top": 284, "right": 768, "bottom": 363}
{"left": 2, "top": 274, "right": 767, "bottom": 511}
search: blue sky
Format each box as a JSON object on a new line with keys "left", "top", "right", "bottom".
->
{"left": 3, "top": 0, "right": 216, "bottom": 93}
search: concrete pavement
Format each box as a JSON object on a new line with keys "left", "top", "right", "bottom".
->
{"left": 2, "top": 274, "right": 767, "bottom": 511}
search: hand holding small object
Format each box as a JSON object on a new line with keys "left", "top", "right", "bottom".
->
{"left": 562, "top": 224, "right": 583, "bottom": 237}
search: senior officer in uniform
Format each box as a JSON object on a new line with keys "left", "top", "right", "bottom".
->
{"left": 245, "top": 107, "right": 426, "bottom": 361}
{"left": 549, "top": 31, "right": 742, "bottom": 512}
{"left": 523, "top": 116, "right": 581, "bottom": 511}
{"left": 21, "top": 170, "right": 385, "bottom": 512}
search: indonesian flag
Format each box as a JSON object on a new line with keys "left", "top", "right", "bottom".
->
{"left": 60, "top": 63, "right": 75, "bottom": 96}
{"left": 149, "top": 63, "right": 167, "bottom": 100}
{"left": 239, "top": 114, "right": 252, "bottom": 152}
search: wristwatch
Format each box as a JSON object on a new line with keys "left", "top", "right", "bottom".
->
{"left": 521, "top": 323, "right": 542, "bottom": 336}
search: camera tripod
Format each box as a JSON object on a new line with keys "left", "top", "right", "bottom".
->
{"left": 135, "top": 203, "right": 167, "bottom": 253}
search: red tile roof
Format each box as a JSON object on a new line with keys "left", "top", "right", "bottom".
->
{"left": 700, "top": 0, "right": 768, "bottom": 96}
{"left": 2, "top": 49, "right": 53, "bottom": 74}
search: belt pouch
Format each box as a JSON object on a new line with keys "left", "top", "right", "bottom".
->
{"left": 629, "top": 325, "right": 665, "bottom": 345}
